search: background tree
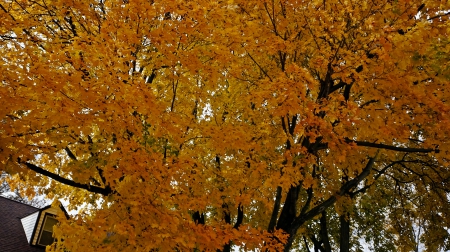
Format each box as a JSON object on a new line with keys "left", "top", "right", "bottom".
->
{"left": 0, "top": 0, "right": 449, "bottom": 251}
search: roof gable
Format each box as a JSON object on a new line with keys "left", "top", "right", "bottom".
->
{"left": 30, "top": 205, "right": 62, "bottom": 246}
{"left": 21, "top": 211, "right": 39, "bottom": 243}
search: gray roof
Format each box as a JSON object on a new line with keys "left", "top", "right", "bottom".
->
{"left": 0, "top": 196, "right": 45, "bottom": 252}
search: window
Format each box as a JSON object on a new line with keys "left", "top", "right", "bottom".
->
{"left": 38, "top": 215, "right": 58, "bottom": 246}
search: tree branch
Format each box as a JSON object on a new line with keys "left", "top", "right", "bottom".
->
{"left": 351, "top": 161, "right": 398, "bottom": 196}
{"left": 320, "top": 211, "right": 332, "bottom": 252}
{"left": 18, "top": 158, "right": 112, "bottom": 196}
{"left": 233, "top": 204, "right": 244, "bottom": 229}
{"left": 247, "top": 52, "right": 273, "bottom": 82}
{"left": 268, "top": 186, "right": 282, "bottom": 232}
{"left": 277, "top": 185, "right": 300, "bottom": 231}
{"left": 303, "top": 236, "right": 311, "bottom": 252}
{"left": 284, "top": 154, "right": 378, "bottom": 251}
{"left": 192, "top": 211, "right": 205, "bottom": 224}
{"left": 346, "top": 138, "right": 438, "bottom": 153}
{"left": 299, "top": 186, "right": 313, "bottom": 216}
{"left": 428, "top": 11, "right": 450, "bottom": 21}
{"left": 339, "top": 153, "right": 377, "bottom": 194}
{"left": 329, "top": 81, "right": 346, "bottom": 93}
{"left": 359, "top": 99, "right": 379, "bottom": 108}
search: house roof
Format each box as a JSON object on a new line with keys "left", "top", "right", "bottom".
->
{"left": 0, "top": 196, "right": 45, "bottom": 252}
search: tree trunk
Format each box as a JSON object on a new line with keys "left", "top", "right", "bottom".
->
{"left": 339, "top": 214, "right": 350, "bottom": 252}
{"left": 320, "top": 211, "right": 332, "bottom": 252}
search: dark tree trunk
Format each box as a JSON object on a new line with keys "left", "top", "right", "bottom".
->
{"left": 320, "top": 211, "right": 332, "bottom": 252}
{"left": 339, "top": 214, "right": 350, "bottom": 252}
{"left": 276, "top": 185, "right": 300, "bottom": 231}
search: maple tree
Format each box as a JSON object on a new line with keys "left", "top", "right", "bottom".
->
{"left": 1, "top": 0, "right": 450, "bottom": 251}
{"left": 0, "top": 172, "right": 46, "bottom": 207}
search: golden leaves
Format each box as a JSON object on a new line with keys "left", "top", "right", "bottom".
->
{"left": 1, "top": 0, "right": 450, "bottom": 251}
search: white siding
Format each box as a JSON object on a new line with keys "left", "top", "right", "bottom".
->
{"left": 20, "top": 211, "right": 39, "bottom": 243}
{"left": 31, "top": 207, "right": 60, "bottom": 245}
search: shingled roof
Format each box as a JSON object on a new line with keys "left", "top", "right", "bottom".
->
{"left": 0, "top": 196, "right": 45, "bottom": 252}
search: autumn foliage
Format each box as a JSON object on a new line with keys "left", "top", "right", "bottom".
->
{"left": 1, "top": 0, "right": 450, "bottom": 251}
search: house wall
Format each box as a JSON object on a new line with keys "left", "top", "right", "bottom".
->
{"left": 20, "top": 211, "right": 39, "bottom": 243}
{"left": 31, "top": 207, "right": 60, "bottom": 246}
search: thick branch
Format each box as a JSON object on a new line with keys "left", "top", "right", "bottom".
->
{"left": 346, "top": 138, "right": 438, "bottom": 153}
{"left": 268, "top": 186, "right": 282, "bottom": 232}
{"left": 221, "top": 205, "right": 244, "bottom": 252}
{"left": 428, "top": 11, "right": 450, "bottom": 20}
{"left": 96, "top": 166, "right": 107, "bottom": 185}
{"left": 339, "top": 153, "right": 377, "bottom": 194}
{"left": 303, "top": 236, "right": 311, "bottom": 252}
{"left": 343, "top": 83, "right": 353, "bottom": 101}
{"left": 277, "top": 185, "right": 300, "bottom": 231}
{"left": 289, "top": 114, "right": 298, "bottom": 135}
{"left": 351, "top": 161, "right": 399, "bottom": 196}
{"left": 359, "top": 99, "right": 379, "bottom": 108}
{"left": 339, "top": 214, "right": 350, "bottom": 252}
{"left": 283, "top": 154, "right": 378, "bottom": 252}
{"left": 320, "top": 211, "right": 332, "bottom": 252}
{"left": 329, "top": 81, "right": 346, "bottom": 93}
{"left": 18, "top": 158, "right": 112, "bottom": 196}
{"left": 65, "top": 146, "right": 78, "bottom": 161}
{"left": 192, "top": 211, "right": 205, "bottom": 224}
{"left": 233, "top": 204, "right": 244, "bottom": 229}
{"left": 309, "top": 235, "right": 324, "bottom": 252}
{"left": 299, "top": 186, "right": 313, "bottom": 216}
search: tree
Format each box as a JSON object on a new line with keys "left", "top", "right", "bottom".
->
{"left": 1, "top": 0, "right": 449, "bottom": 251}
{"left": 0, "top": 172, "right": 46, "bottom": 207}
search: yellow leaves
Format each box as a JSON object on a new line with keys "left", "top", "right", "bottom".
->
{"left": 302, "top": 174, "right": 316, "bottom": 189}
{"left": 334, "top": 195, "right": 353, "bottom": 216}
{"left": 1, "top": 0, "right": 450, "bottom": 251}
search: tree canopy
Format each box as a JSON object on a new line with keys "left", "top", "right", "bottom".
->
{"left": 0, "top": 172, "right": 46, "bottom": 207}
{"left": 1, "top": 0, "right": 450, "bottom": 251}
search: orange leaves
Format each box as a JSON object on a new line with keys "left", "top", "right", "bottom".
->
{"left": 1, "top": 0, "right": 450, "bottom": 251}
